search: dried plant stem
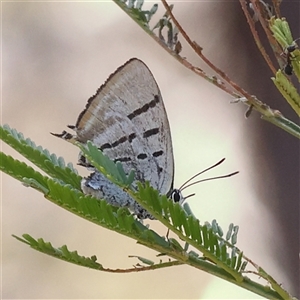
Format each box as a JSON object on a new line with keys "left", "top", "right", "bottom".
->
{"left": 239, "top": 0, "right": 277, "bottom": 74}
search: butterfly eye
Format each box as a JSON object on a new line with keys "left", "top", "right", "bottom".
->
{"left": 169, "top": 189, "right": 183, "bottom": 203}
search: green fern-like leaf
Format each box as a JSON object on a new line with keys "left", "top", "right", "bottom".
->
{"left": 2, "top": 126, "right": 246, "bottom": 282}
{"left": 129, "top": 255, "right": 155, "bottom": 266}
{"left": 13, "top": 234, "right": 185, "bottom": 273}
{"left": 269, "top": 18, "right": 300, "bottom": 82}
{"left": 269, "top": 17, "right": 294, "bottom": 49}
{"left": 131, "top": 182, "right": 247, "bottom": 281}
{"left": 114, "top": 0, "right": 158, "bottom": 28}
{"left": 13, "top": 234, "right": 103, "bottom": 269}
{"left": 76, "top": 140, "right": 135, "bottom": 188}
{"left": 271, "top": 70, "right": 300, "bottom": 116}
{"left": 2, "top": 122, "right": 291, "bottom": 298}
{"left": 42, "top": 177, "right": 171, "bottom": 248}
{"left": 0, "top": 151, "right": 49, "bottom": 194}
{"left": 1, "top": 124, "right": 81, "bottom": 188}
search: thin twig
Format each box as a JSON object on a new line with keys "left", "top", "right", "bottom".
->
{"left": 160, "top": 0, "right": 264, "bottom": 106}
{"left": 101, "top": 260, "right": 184, "bottom": 273}
{"left": 159, "top": 1, "right": 300, "bottom": 138}
{"left": 249, "top": 0, "right": 283, "bottom": 61}
{"left": 239, "top": 0, "right": 277, "bottom": 74}
{"left": 113, "top": 0, "right": 300, "bottom": 138}
{"left": 161, "top": 0, "right": 246, "bottom": 95}
{"left": 271, "top": 0, "right": 281, "bottom": 18}
{"left": 149, "top": 33, "right": 240, "bottom": 98}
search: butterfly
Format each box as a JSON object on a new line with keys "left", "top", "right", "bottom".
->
{"left": 54, "top": 58, "right": 183, "bottom": 219}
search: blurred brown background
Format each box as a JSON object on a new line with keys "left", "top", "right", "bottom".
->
{"left": 2, "top": 1, "right": 299, "bottom": 299}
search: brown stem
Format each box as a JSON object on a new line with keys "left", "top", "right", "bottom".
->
{"left": 161, "top": 0, "right": 245, "bottom": 95}
{"left": 101, "top": 260, "right": 183, "bottom": 273}
{"left": 271, "top": 0, "right": 282, "bottom": 18}
{"left": 239, "top": 0, "right": 277, "bottom": 74}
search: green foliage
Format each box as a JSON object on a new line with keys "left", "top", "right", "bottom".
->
{"left": 1, "top": 124, "right": 81, "bottom": 188}
{"left": 77, "top": 140, "right": 135, "bottom": 187}
{"left": 13, "top": 234, "right": 185, "bottom": 272}
{"left": 272, "top": 70, "right": 300, "bottom": 116}
{"left": 2, "top": 1, "right": 298, "bottom": 298}
{"left": 269, "top": 18, "right": 300, "bottom": 115}
{"left": 13, "top": 234, "right": 103, "bottom": 269}
{"left": 114, "top": 0, "right": 181, "bottom": 53}
{"left": 114, "top": 0, "right": 158, "bottom": 28}
{"left": 129, "top": 255, "right": 155, "bottom": 266}
{"left": 0, "top": 151, "right": 49, "bottom": 193}
{"left": 1, "top": 123, "right": 292, "bottom": 299}
{"left": 130, "top": 182, "right": 247, "bottom": 279}
{"left": 2, "top": 7, "right": 298, "bottom": 297}
{"left": 270, "top": 17, "right": 294, "bottom": 48}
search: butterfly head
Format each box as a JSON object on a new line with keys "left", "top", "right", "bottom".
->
{"left": 167, "top": 188, "right": 184, "bottom": 204}
{"left": 168, "top": 158, "right": 239, "bottom": 206}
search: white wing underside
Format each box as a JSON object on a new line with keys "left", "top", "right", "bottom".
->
{"left": 74, "top": 58, "right": 174, "bottom": 195}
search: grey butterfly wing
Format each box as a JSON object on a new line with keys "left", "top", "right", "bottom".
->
{"left": 75, "top": 58, "right": 174, "bottom": 195}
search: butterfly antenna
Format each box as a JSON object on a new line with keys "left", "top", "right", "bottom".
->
{"left": 183, "top": 193, "right": 196, "bottom": 201}
{"left": 178, "top": 158, "right": 226, "bottom": 190}
{"left": 181, "top": 171, "right": 239, "bottom": 192}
